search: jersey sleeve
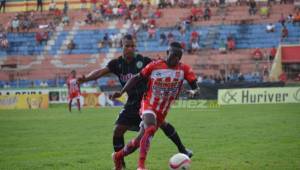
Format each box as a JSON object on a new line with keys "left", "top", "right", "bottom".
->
{"left": 183, "top": 64, "right": 197, "bottom": 83}
{"left": 106, "top": 59, "right": 119, "bottom": 74}
{"left": 140, "top": 60, "right": 156, "bottom": 78}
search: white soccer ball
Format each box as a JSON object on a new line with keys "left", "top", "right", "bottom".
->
{"left": 169, "top": 153, "right": 191, "bottom": 170}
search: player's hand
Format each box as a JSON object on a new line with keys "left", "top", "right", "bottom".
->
{"left": 111, "top": 91, "right": 122, "bottom": 99}
{"left": 186, "top": 89, "right": 200, "bottom": 98}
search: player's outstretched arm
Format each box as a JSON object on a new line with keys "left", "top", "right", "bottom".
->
{"left": 78, "top": 67, "right": 110, "bottom": 84}
{"left": 111, "top": 73, "right": 144, "bottom": 99}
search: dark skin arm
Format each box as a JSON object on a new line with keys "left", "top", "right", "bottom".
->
{"left": 77, "top": 67, "right": 111, "bottom": 84}
{"left": 111, "top": 73, "right": 144, "bottom": 99}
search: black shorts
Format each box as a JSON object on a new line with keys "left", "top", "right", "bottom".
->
{"left": 115, "top": 108, "right": 142, "bottom": 131}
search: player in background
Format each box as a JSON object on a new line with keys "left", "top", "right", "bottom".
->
{"left": 67, "top": 70, "right": 81, "bottom": 112}
{"left": 111, "top": 41, "right": 200, "bottom": 170}
{"left": 78, "top": 35, "right": 192, "bottom": 168}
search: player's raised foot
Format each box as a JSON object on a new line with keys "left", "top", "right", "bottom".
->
{"left": 181, "top": 148, "right": 193, "bottom": 158}
{"left": 112, "top": 152, "right": 123, "bottom": 170}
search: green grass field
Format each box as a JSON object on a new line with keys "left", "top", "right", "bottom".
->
{"left": 0, "top": 104, "right": 299, "bottom": 170}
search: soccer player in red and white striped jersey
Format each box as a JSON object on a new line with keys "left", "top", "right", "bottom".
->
{"left": 67, "top": 70, "right": 81, "bottom": 112}
{"left": 111, "top": 42, "right": 200, "bottom": 170}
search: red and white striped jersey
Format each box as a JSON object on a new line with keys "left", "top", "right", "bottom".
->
{"left": 140, "top": 59, "right": 196, "bottom": 122}
{"left": 67, "top": 77, "right": 81, "bottom": 96}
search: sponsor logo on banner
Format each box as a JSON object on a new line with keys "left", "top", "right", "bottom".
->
{"left": 218, "top": 87, "right": 300, "bottom": 105}
{"left": 0, "top": 88, "right": 98, "bottom": 104}
{"left": 0, "top": 94, "right": 48, "bottom": 109}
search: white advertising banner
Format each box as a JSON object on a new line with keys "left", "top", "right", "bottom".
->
{"left": 0, "top": 88, "right": 98, "bottom": 104}
{"left": 218, "top": 87, "right": 300, "bottom": 105}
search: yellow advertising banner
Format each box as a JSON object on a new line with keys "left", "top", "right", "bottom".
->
{"left": 0, "top": 94, "right": 49, "bottom": 109}
{"left": 218, "top": 87, "right": 300, "bottom": 105}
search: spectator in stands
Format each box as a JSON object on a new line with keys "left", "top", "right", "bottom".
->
{"left": 252, "top": 48, "right": 264, "bottom": 60}
{"left": 85, "top": 11, "right": 94, "bottom": 24}
{"left": 293, "top": 12, "right": 300, "bottom": 25}
{"left": 158, "top": 0, "right": 172, "bottom": 8}
{"left": 141, "top": 17, "right": 149, "bottom": 30}
{"left": 167, "top": 31, "right": 174, "bottom": 44}
{"left": 62, "top": 15, "right": 70, "bottom": 25}
{"left": 94, "top": 10, "right": 104, "bottom": 24}
{"left": 35, "top": 30, "right": 48, "bottom": 45}
{"left": 154, "top": 8, "right": 162, "bottom": 18}
{"left": 0, "top": 31, "right": 8, "bottom": 49}
{"left": 279, "top": 13, "right": 286, "bottom": 26}
{"left": 0, "top": 0, "right": 6, "bottom": 13}
{"left": 22, "top": 17, "right": 32, "bottom": 32}
{"left": 190, "top": 39, "right": 201, "bottom": 54}
{"left": 190, "top": 30, "right": 200, "bottom": 43}
{"left": 266, "top": 23, "right": 275, "bottom": 33}
{"left": 37, "top": 0, "right": 43, "bottom": 12}
{"left": 191, "top": 5, "right": 203, "bottom": 21}
{"left": 48, "top": 0, "right": 56, "bottom": 11}
{"left": 102, "top": 33, "right": 111, "bottom": 47}
{"left": 48, "top": 21, "right": 56, "bottom": 32}
{"left": 287, "top": 14, "right": 294, "bottom": 23}
{"left": 248, "top": 0, "right": 257, "bottom": 15}
{"left": 80, "top": 0, "right": 87, "bottom": 10}
{"left": 227, "top": 35, "right": 236, "bottom": 51}
{"left": 11, "top": 17, "right": 20, "bottom": 33}
{"left": 203, "top": 6, "right": 211, "bottom": 20}
{"left": 67, "top": 40, "right": 76, "bottom": 54}
{"left": 63, "top": 1, "right": 69, "bottom": 15}
{"left": 281, "top": 26, "right": 288, "bottom": 41}
{"left": 159, "top": 32, "right": 167, "bottom": 45}
{"left": 54, "top": 8, "right": 62, "bottom": 23}
{"left": 269, "top": 46, "right": 277, "bottom": 60}
{"left": 147, "top": 25, "right": 156, "bottom": 39}
{"left": 90, "top": 0, "right": 97, "bottom": 11}
{"left": 259, "top": 5, "right": 270, "bottom": 18}
{"left": 219, "top": 39, "right": 227, "bottom": 54}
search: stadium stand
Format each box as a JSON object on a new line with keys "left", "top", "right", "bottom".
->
{"left": 0, "top": 1, "right": 299, "bottom": 88}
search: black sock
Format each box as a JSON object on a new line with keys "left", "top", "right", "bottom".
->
{"left": 113, "top": 136, "right": 124, "bottom": 152}
{"left": 161, "top": 123, "right": 186, "bottom": 153}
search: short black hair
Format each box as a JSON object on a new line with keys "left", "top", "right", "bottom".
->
{"left": 167, "top": 41, "right": 183, "bottom": 59}
{"left": 170, "top": 41, "right": 182, "bottom": 49}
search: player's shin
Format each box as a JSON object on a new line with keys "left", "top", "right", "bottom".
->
{"left": 76, "top": 99, "right": 81, "bottom": 111}
{"left": 139, "top": 125, "right": 156, "bottom": 168}
{"left": 161, "top": 123, "right": 186, "bottom": 153}
{"left": 113, "top": 136, "right": 125, "bottom": 152}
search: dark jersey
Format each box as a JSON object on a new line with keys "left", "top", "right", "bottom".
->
{"left": 107, "top": 54, "right": 152, "bottom": 110}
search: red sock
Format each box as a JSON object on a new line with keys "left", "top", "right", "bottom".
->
{"left": 138, "top": 125, "right": 156, "bottom": 168}
{"left": 116, "top": 139, "right": 139, "bottom": 158}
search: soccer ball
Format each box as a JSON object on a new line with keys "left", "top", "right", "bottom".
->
{"left": 169, "top": 153, "right": 191, "bottom": 170}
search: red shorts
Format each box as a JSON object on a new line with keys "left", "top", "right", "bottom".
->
{"left": 139, "top": 101, "right": 167, "bottom": 126}
{"left": 68, "top": 92, "right": 80, "bottom": 101}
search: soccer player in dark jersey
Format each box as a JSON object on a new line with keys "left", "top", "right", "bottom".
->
{"left": 111, "top": 41, "right": 200, "bottom": 170}
{"left": 78, "top": 35, "right": 192, "bottom": 168}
